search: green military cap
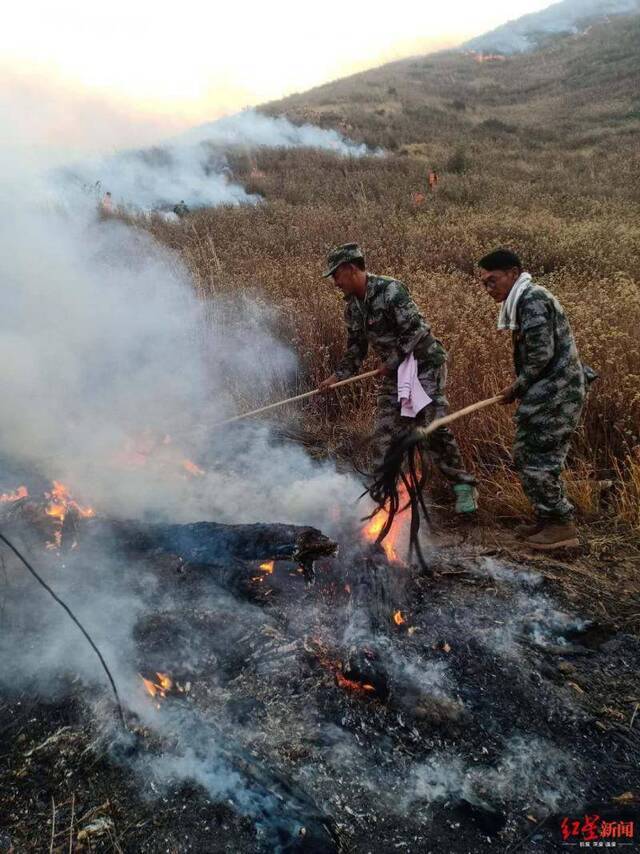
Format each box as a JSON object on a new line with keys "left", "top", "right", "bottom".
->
{"left": 322, "top": 242, "right": 365, "bottom": 278}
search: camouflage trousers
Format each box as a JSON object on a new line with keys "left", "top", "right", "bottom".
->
{"left": 513, "top": 396, "right": 585, "bottom": 522}
{"left": 372, "top": 363, "right": 476, "bottom": 485}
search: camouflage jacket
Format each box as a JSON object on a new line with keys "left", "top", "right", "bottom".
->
{"left": 334, "top": 274, "right": 445, "bottom": 380}
{"left": 512, "top": 283, "right": 586, "bottom": 411}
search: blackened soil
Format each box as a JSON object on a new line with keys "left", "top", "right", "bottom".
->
{"left": 1, "top": 534, "right": 639, "bottom": 853}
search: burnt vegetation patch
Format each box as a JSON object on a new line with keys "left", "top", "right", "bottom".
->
{"left": 1, "top": 491, "right": 639, "bottom": 851}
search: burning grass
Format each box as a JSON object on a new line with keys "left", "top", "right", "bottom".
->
{"left": 0, "top": 486, "right": 28, "bottom": 502}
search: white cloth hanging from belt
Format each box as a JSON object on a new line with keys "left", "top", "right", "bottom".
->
{"left": 397, "top": 353, "right": 432, "bottom": 417}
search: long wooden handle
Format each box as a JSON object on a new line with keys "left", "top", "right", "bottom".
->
{"left": 213, "top": 369, "right": 381, "bottom": 428}
{"left": 423, "top": 395, "right": 503, "bottom": 435}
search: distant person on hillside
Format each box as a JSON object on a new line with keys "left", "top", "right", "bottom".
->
{"left": 100, "top": 191, "right": 113, "bottom": 214}
{"left": 428, "top": 170, "right": 438, "bottom": 191}
{"left": 478, "top": 248, "right": 597, "bottom": 551}
{"left": 319, "top": 242, "right": 478, "bottom": 515}
{"left": 173, "top": 200, "right": 190, "bottom": 218}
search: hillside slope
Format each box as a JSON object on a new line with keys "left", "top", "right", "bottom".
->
{"left": 465, "top": 0, "right": 640, "bottom": 54}
{"left": 142, "top": 12, "right": 640, "bottom": 538}
{"left": 262, "top": 13, "right": 640, "bottom": 164}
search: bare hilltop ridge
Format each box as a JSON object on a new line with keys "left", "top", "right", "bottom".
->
{"left": 261, "top": 10, "right": 640, "bottom": 158}
{"left": 464, "top": 0, "right": 640, "bottom": 54}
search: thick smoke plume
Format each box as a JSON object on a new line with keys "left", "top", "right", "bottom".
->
{"left": 56, "top": 108, "right": 377, "bottom": 211}
{"left": 0, "top": 158, "right": 361, "bottom": 530}
{"left": 0, "top": 103, "right": 592, "bottom": 848}
{"left": 0, "top": 115, "right": 366, "bottom": 837}
{"left": 180, "top": 109, "right": 374, "bottom": 155}
{"left": 464, "top": 0, "right": 640, "bottom": 54}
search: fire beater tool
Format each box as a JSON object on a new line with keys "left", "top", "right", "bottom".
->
{"left": 212, "top": 368, "right": 381, "bottom": 427}
{"left": 422, "top": 394, "right": 503, "bottom": 435}
{"left": 366, "top": 393, "right": 504, "bottom": 563}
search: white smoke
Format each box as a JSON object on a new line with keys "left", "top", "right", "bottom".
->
{"left": 464, "top": 0, "right": 640, "bottom": 54}
{"left": 56, "top": 146, "right": 257, "bottom": 213}
{"left": 0, "top": 174, "right": 361, "bottom": 532}
{"left": 55, "top": 108, "right": 377, "bottom": 211}
{"left": 472, "top": 556, "right": 542, "bottom": 589}
{"left": 0, "top": 123, "right": 363, "bottom": 833}
{"left": 409, "top": 735, "right": 580, "bottom": 814}
{"left": 179, "top": 109, "right": 375, "bottom": 156}
{"left": 482, "top": 590, "right": 590, "bottom": 658}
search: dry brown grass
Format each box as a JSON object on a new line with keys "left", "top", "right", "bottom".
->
{"left": 132, "top": 20, "right": 640, "bottom": 536}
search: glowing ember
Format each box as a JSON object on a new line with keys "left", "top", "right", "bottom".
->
{"left": 335, "top": 670, "right": 376, "bottom": 694}
{"left": 311, "top": 639, "right": 378, "bottom": 696}
{"left": 0, "top": 486, "right": 28, "bottom": 503}
{"left": 140, "top": 671, "right": 173, "bottom": 699}
{"left": 393, "top": 610, "right": 406, "bottom": 626}
{"left": 141, "top": 675, "right": 160, "bottom": 697}
{"left": 259, "top": 560, "right": 275, "bottom": 574}
{"left": 181, "top": 458, "right": 205, "bottom": 477}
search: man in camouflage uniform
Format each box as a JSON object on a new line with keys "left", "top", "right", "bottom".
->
{"left": 479, "top": 248, "right": 593, "bottom": 550}
{"left": 319, "top": 243, "right": 477, "bottom": 514}
{"left": 173, "top": 200, "right": 190, "bottom": 218}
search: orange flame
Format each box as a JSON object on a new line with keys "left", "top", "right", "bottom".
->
{"left": 45, "top": 481, "right": 95, "bottom": 521}
{"left": 140, "top": 671, "right": 173, "bottom": 699}
{"left": 393, "top": 610, "right": 406, "bottom": 626}
{"left": 43, "top": 481, "right": 94, "bottom": 550}
{"left": 259, "top": 560, "right": 274, "bottom": 574}
{"left": 362, "top": 486, "right": 409, "bottom": 562}
{"left": 0, "top": 486, "right": 28, "bottom": 503}
{"left": 363, "top": 512, "right": 395, "bottom": 560}
{"left": 156, "top": 672, "right": 172, "bottom": 691}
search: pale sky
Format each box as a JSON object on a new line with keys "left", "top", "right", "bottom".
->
{"left": 1, "top": 0, "right": 552, "bottom": 154}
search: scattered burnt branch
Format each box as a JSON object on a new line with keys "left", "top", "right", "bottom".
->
{"left": 78, "top": 518, "right": 338, "bottom": 584}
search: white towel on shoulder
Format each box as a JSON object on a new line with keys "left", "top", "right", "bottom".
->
{"left": 397, "top": 353, "right": 432, "bottom": 418}
{"left": 497, "top": 272, "right": 532, "bottom": 331}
